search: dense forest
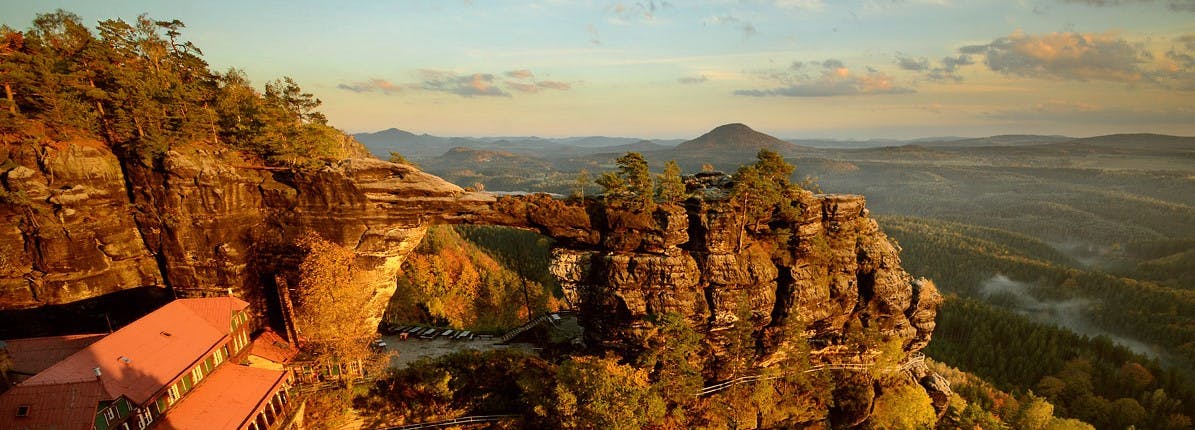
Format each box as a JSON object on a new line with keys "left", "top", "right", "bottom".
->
{"left": 384, "top": 225, "right": 563, "bottom": 332}
{"left": 0, "top": 10, "right": 354, "bottom": 170}
{"left": 885, "top": 216, "right": 1195, "bottom": 428}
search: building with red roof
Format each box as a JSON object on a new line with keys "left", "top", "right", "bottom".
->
{"left": 2, "top": 333, "right": 106, "bottom": 384}
{"left": 0, "top": 297, "right": 296, "bottom": 430}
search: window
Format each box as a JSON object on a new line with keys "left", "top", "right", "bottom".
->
{"left": 192, "top": 365, "right": 204, "bottom": 383}
{"left": 136, "top": 409, "right": 153, "bottom": 430}
{"left": 106, "top": 408, "right": 116, "bottom": 419}
{"left": 16, "top": 405, "right": 30, "bottom": 417}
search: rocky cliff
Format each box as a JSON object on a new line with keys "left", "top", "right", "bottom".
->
{"left": 1, "top": 133, "right": 944, "bottom": 422}
{"left": 0, "top": 132, "right": 489, "bottom": 332}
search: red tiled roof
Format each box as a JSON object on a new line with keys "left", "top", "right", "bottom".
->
{"left": 155, "top": 364, "right": 289, "bottom": 430}
{"left": 248, "top": 329, "right": 298, "bottom": 364}
{"left": 2, "top": 334, "right": 107, "bottom": 376}
{"left": 19, "top": 297, "right": 249, "bottom": 405}
{"left": 177, "top": 296, "right": 249, "bottom": 332}
{"left": 0, "top": 380, "right": 106, "bottom": 430}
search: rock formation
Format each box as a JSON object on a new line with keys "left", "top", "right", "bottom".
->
{"left": 1, "top": 134, "right": 945, "bottom": 423}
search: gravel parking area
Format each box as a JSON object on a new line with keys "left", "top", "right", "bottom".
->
{"left": 379, "top": 335, "right": 535, "bottom": 369}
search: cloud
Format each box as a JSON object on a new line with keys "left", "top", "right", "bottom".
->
{"left": 419, "top": 70, "right": 510, "bottom": 97}
{"left": 502, "top": 75, "right": 572, "bottom": 93}
{"left": 896, "top": 54, "right": 930, "bottom": 71}
{"left": 1057, "top": 0, "right": 1195, "bottom": 12}
{"left": 586, "top": 24, "right": 601, "bottom": 46}
{"left": 702, "top": 14, "right": 757, "bottom": 38}
{"left": 505, "top": 81, "right": 540, "bottom": 93}
{"left": 773, "top": 0, "right": 826, "bottom": 10}
{"left": 905, "top": 54, "right": 974, "bottom": 82}
{"left": 678, "top": 75, "right": 709, "bottom": 84}
{"left": 537, "top": 80, "right": 572, "bottom": 90}
{"left": 336, "top": 78, "right": 402, "bottom": 95}
{"left": 505, "top": 69, "right": 534, "bottom": 79}
{"left": 341, "top": 69, "right": 573, "bottom": 98}
{"left": 736, "top": 60, "right": 915, "bottom": 97}
{"left": 962, "top": 30, "right": 1153, "bottom": 82}
{"left": 610, "top": 1, "right": 673, "bottom": 22}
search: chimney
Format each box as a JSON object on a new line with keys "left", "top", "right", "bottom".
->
{"left": 93, "top": 367, "right": 102, "bottom": 379}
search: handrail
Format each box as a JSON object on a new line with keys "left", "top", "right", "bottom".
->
{"left": 696, "top": 351, "right": 928, "bottom": 397}
{"left": 380, "top": 414, "right": 522, "bottom": 430}
{"left": 498, "top": 311, "right": 575, "bottom": 343}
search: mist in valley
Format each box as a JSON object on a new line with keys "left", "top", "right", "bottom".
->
{"left": 980, "top": 274, "right": 1160, "bottom": 360}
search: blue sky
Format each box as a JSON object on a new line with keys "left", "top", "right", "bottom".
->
{"left": 2, "top": 0, "right": 1194, "bottom": 138}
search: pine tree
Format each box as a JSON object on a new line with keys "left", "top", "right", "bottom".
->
{"left": 656, "top": 160, "right": 685, "bottom": 203}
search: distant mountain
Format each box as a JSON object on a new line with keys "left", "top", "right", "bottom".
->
{"left": 674, "top": 123, "right": 802, "bottom": 153}
{"left": 354, "top": 128, "right": 683, "bottom": 160}
{"left": 1067, "top": 133, "right": 1195, "bottom": 151}
{"left": 354, "top": 128, "right": 475, "bottom": 159}
{"left": 421, "top": 147, "right": 554, "bottom": 176}
{"left": 918, "top": 134, "right": 1072, "bottom": 147}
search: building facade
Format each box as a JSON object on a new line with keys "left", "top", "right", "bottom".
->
{"left": 0, "top": 297, "right": 296, "bottom": 430}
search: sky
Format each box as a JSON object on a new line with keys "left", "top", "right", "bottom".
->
{"left": 2, "top": 0, "right": 1194, "bottom": 139}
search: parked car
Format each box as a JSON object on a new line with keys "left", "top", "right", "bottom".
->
{"left": 371, "top": 339, "right": 387, "bottom": 351}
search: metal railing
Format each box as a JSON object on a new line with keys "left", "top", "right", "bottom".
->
{"left": 696, "top": 351, "right": 927, "bottom": 397}
{"left": 380, "top": 414, "right": 521, "bottom": 430}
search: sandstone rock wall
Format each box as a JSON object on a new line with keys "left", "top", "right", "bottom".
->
{"left": 1, "top": 137, "right": 942, "bottom": 406}
{"left": 0, "top": 138, "right": 462, "bottom": 332}
{"left": 465, "top": 189, "right": 941, "bottom": 386}
{"left": 0, "top": 139, "right": 161, "bottom": 307}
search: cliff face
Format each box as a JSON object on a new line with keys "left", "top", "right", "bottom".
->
{"left": 0, "top": 138, "right": 161, "bottom": 307}
{"left": 537, "top": 193, "right": 941, "bottom": 368}
{"left": 0, "top": 135, "right": 479, "bottom": 332}
{"left": 2, "top": 134, "right": 945, "bottom": 421}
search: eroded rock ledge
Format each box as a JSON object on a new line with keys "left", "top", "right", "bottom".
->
{"left": 2, "top": 150, "right": 945, "bottom": 417}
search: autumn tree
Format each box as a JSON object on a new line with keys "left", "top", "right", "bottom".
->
{"left": 634, "top": 313, "right": 702, "bottom": 416}
{"left": 655, "top": 160, "right": 685, "bottom": 203}
{"left": 529, "top": 355, "right": 665, "bottom": 429}
{"left": 293, "top": 232, "right": 375, "bottom": 377}
{"left": 869, "top": 383, "right": 938, "bottom": 429}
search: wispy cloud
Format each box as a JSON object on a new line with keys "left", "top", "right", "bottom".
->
{"left": 678, "top": 74, "right": 709, "bottom": 84}
{"left": 338, "top": 69, "right": 574, "bottom": 98}
{"left": 1058, "top": 0, "right": 1195, "bottom": 12}
{"left": 703, "top": 14, "right": 758, "bottom": 38}
{"left": 419, "top": 70, "right": 509, "bottom": 97}
{"left": 505, "top": 69, "right": 535, "bottom": 79}
{"left": 736, "top": 59, "right": 915, "bottom": 97}
{"left": 773, "top": 0, "right": 826, "bottom": 10}
{"left": 336, "top": 78, "right": 402, "bottom": 94}
{"left": 501, "top": 69, "right": 573, "bottom": 93}
{"left": 610, "top": 1, "right": 674, "bottom": 21}
{"left": 586, "top": 23, "right": 601, "bottom": 46}
{"left": 896, "top": 53, "right": 973, "bottom": 82}
{"left": 536, "top": 80, "right": 572, "bottom": 90}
